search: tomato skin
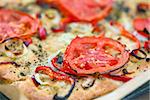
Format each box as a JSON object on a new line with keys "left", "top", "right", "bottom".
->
{"left": 63, "top": 36, "right": 129, "bottom": 74}
{"left": 133, "top": 18, "right": 150, "bottom": 39}
{"left": 55, "top": 0, "right": 113, "bottom": 22}
{"left": 43, "top": 0, "right": 113, "bottom": 22}
{"left": 133, "top": 18, "right": 150, "bottom": 33}
{"left": 0, "top": 9, "right": 40, "bottom": 43}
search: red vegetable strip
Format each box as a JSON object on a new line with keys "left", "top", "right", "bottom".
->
{"left": 38, "top": 27, "right": 47, "bottom": 40}
{"left": 144, "top": 40, "right": 150, "bottom": 51}
{"left": 137, "top": 31, "right": 149, "bottom": 38}
{"left": 32, "top": 75, "right": 40, "bottom": 87}
{"left": 110, "top": 21, "right": 140, "bottom": 49}
{"left": 35, "top": 66, "right": 74, "bottom": 84}
{"left": 103, "top": 74, "right": 132, "bottom": 82}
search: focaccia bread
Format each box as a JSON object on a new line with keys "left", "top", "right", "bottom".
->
{"left": 0, "top": 0, "right": 149, "bottom": 100}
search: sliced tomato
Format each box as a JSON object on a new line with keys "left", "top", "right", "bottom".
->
{"left": 62, "top": 36, "right": 129, "bottom": 74}
{"left": 0, "top": 9, "right": 40, "bottom": 43}
{"left": 55, "top": 0, "right": 113, "bottom": 22}
{"left": 133, "top": 18, "right": 150, "bottom": 38}
{"left": 40, "top": 0, "right": 113, "bottom": 32}
{"left": 43, "top": 0, "right": 112, "bottom": 22}
{"left": 111, "top": 21, "right": 141, "bottom": 50}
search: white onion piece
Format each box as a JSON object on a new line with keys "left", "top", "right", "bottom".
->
{"left": 107, "top": 23, "right": 120, "bottom": 34}
{"left": 34, "top": 73, "right": 49, "bottom": 85}
{"left": 4, "top": 44, "right": 28, "bottom": 58}
{"left": 81, "top": 77, "right": 95, "bottom": 89}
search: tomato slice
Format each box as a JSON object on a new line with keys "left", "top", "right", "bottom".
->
{"left": 62, "top": 36, "right": 129, "bottom": 74}
{"left": 0, "top": 9, "right": 40, "bottom": 43}
{"left": 133, "top": 18, "right": 150, "bottom": 33}
{"left": 55, "top": 0, "right": 113, "bottom": 22}
{"left": 133, "top": 18, "right": 150, "bottom": 38}
{"left": 41, "top": 0, "right": 112, "bottom": 22}
{"left": 39, "top": 0, "right": 112, "bottom": 32}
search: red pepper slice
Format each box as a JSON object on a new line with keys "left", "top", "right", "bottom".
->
{"left": 144, "top": 40, "right": 150, "bottom": 51}
{"left": 111, "top": 21, "right": 141, "bottom": 49}
{"left": 35, "top": 66, "right": 74, "bottom": 84}
{"left": 103, "top": 74, "right": 132, "bottom": 82}
{"left": 137, "top": 31, "right": 149, "bottom": 38}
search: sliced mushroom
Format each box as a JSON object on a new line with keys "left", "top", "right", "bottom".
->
{"left": 81, "top": 77, "right": 95, "bottom": 89}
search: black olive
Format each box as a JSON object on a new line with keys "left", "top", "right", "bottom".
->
{"left": 5, "top": 46, "right": 9, "bottom": 50}
{"left": 51, "top": 25, "right": 62, "bottom": 32}
{"left": 146, "top": 58, "right": 150, "bottom": 62}
{"left": 143, "top": 28, "right": 149, "bottom": 35}
{"left": 20, "top": 72, "right": 26, "bottom": 76}
{"left": 122, "top": 69, "right": 129, "bottom": 74}
{"left": 38, "top": 44, "right": 42, "bottom": 48}
{"left": 56, "top": 52, "right": 64, "bottom": 64}
{"left": 123, "top": 7, "right": 130, "bottom": 12}
{"left": 57, "top": 56, "right": 63, "bottom": 64}
{"left": 105, "top": 15, "right": 113, "bottom": 21}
